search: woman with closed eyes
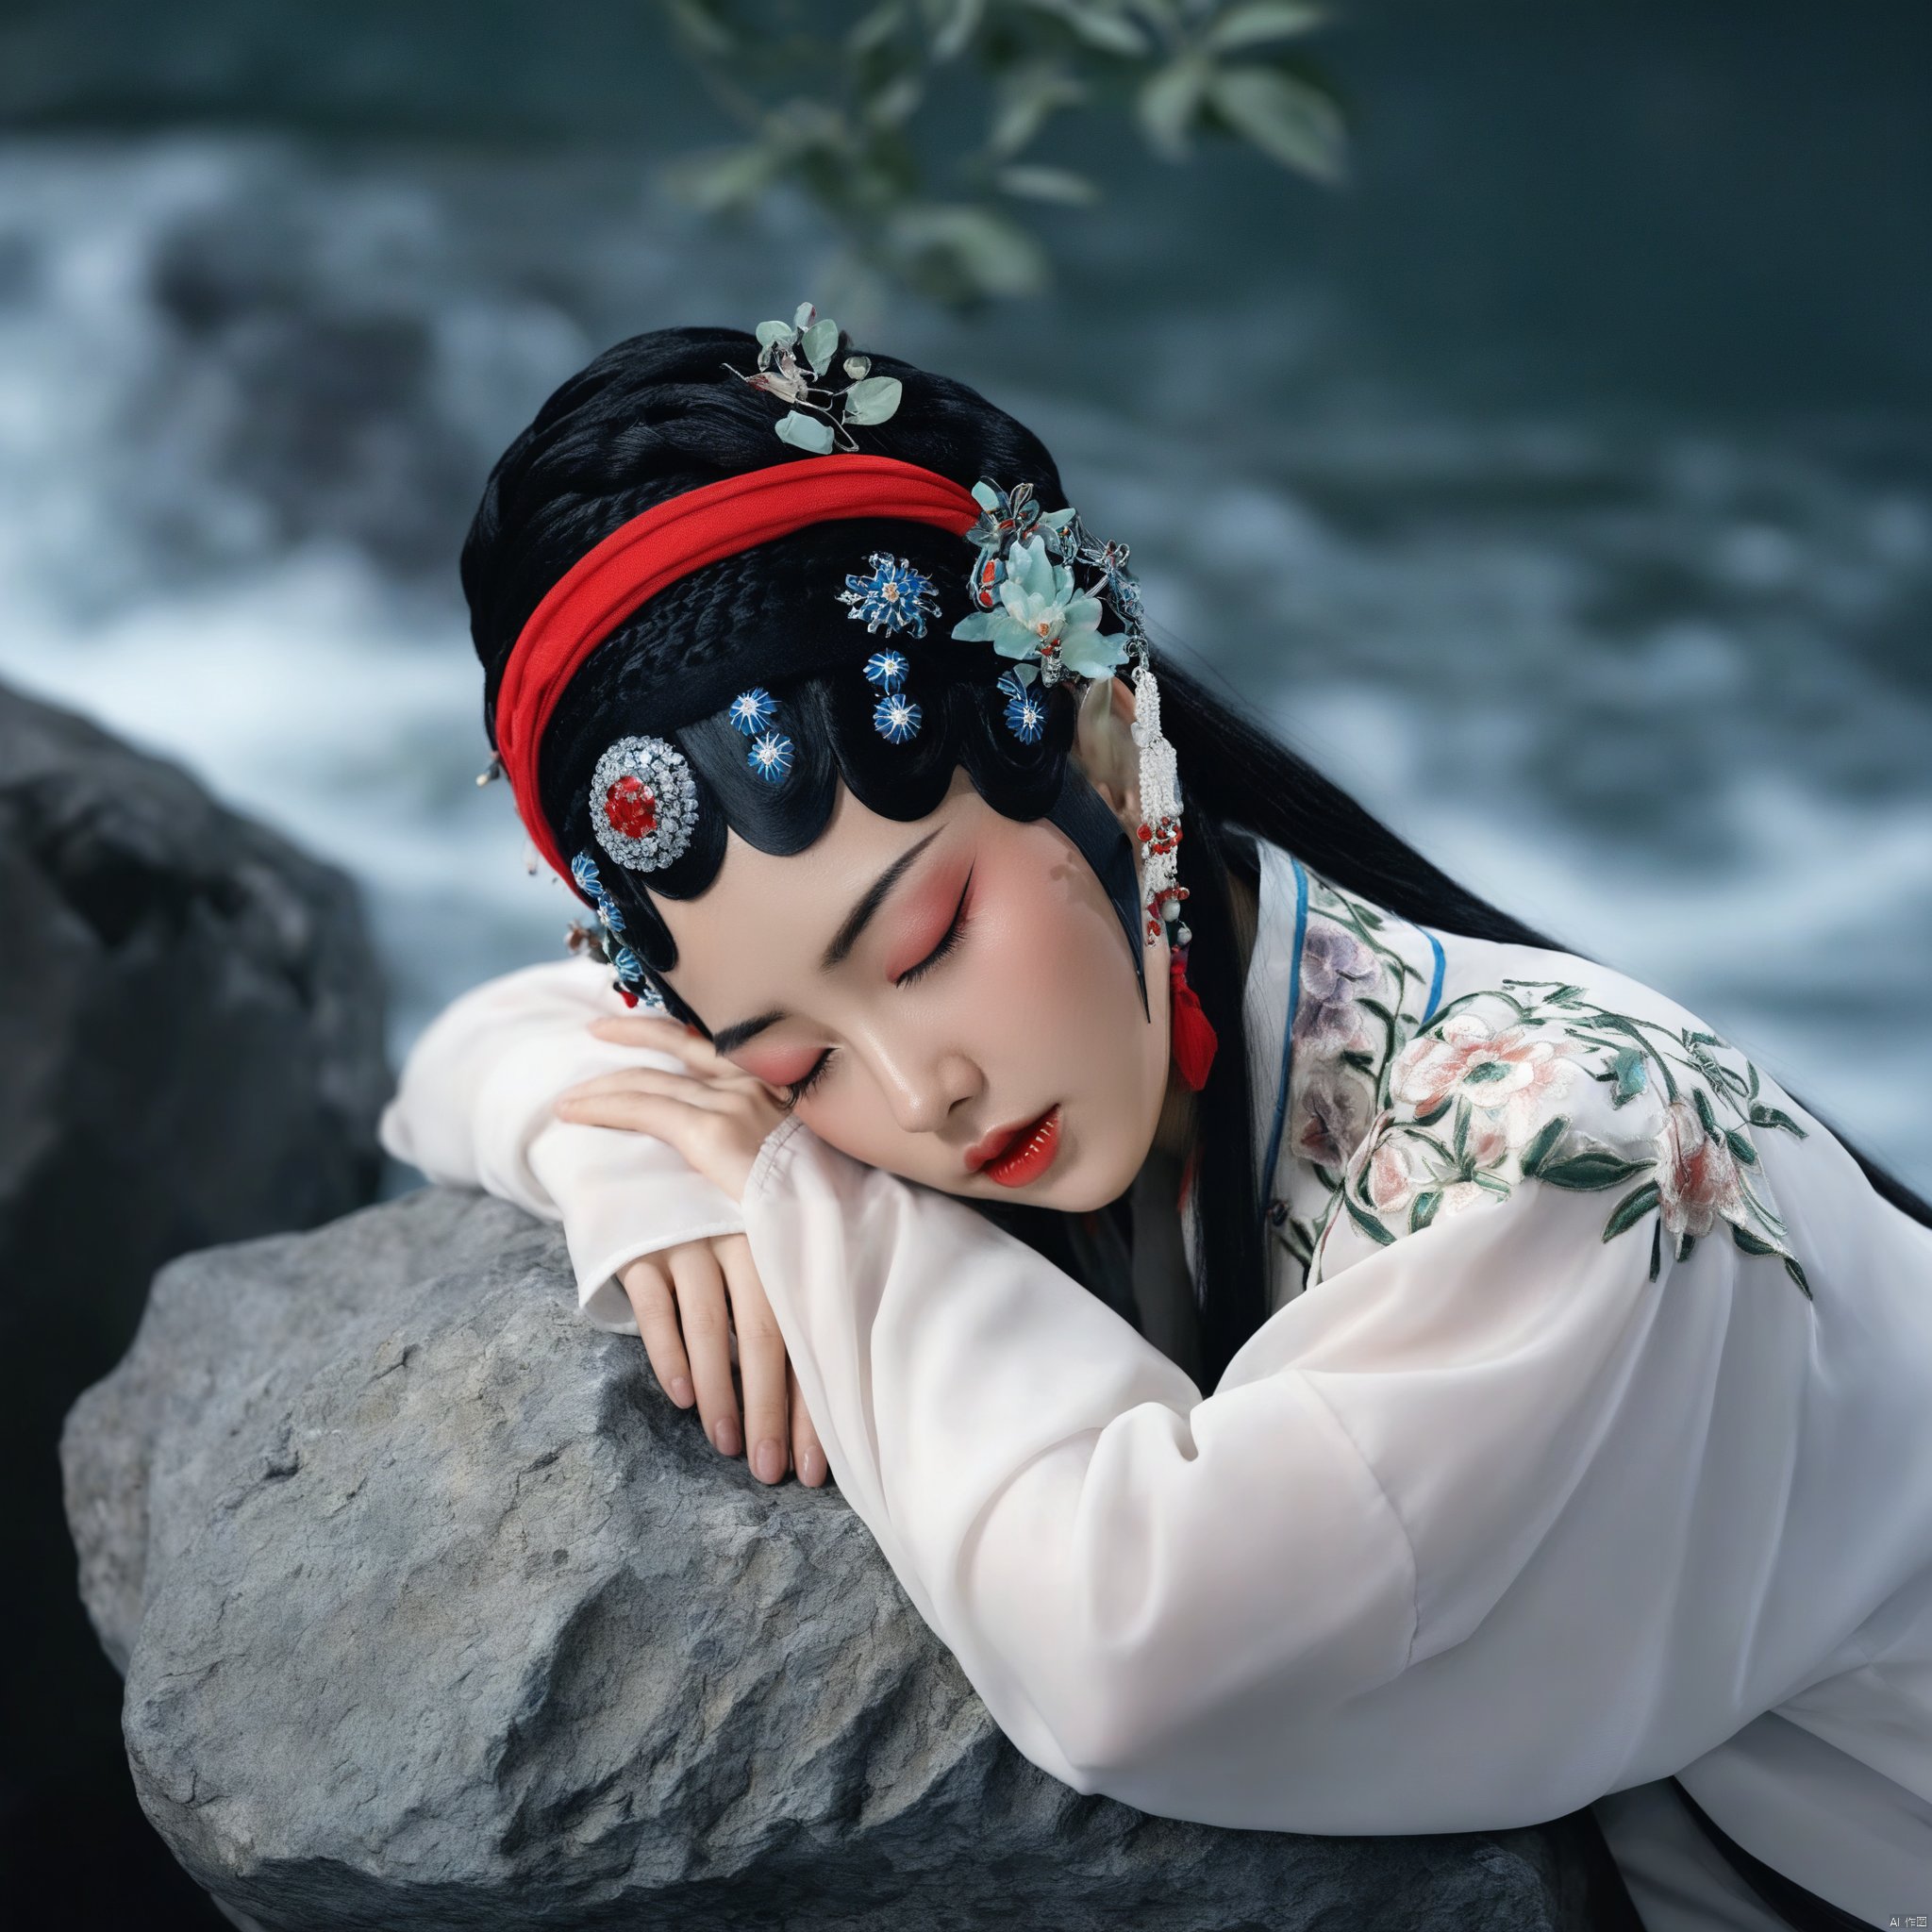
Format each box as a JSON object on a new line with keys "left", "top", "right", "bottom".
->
{"left": 381, "top": 310, "right": 1932, "bottom": 1931}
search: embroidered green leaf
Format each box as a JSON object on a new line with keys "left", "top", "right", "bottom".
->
{"left": 1748, "top": 1103, "right": 1807, "bottom": 1139}
{"left": 1461, "top": 1060, "right": 1513, "bottom": 1085}
{"left": 1684, "top": 1028, "right": 1724, "bottom": 1047}
{"left": 1453, "top": 1102, "right": 1471, "bottom": 1162}
{"left": 1341, "top": 1049, "right": 1375, "bottom": 1073}
{"left": 1536, "top": 1149, "right": 1653, "bottom": 1191}
{"left": 1610, "top": 1046, "right": 1649, "bottom": 1106}
{"left": 1730, "top": 1224, "right": 1778, "bottom": 1257}
{"left": 1675, "top": 1229, "right": 1697, "bottom": 1263}
{"left": 1344, "top": 1194, "right": 1396, "bottom": 1244}
{"left": 1412, "top": 1096, "right": 1453, "bottom": 1127}
{"left": 1473, "top": 1171, "right": 1512, "bottom": 1195}
{"left": 1783, "top": 1255, "right": 1813, "bottom": 1299}
{"left": 1358, "top": 998, "right": 1394, "bottom": 1024}
{"left": 1724, "top": 1126, "right": 1759, "bottom": 1167}
{"left": 1691, "top": 1084, "right": 1723, "bottom": 1140}
{"left": 1649, "top": 1218, "right": 1662, "bottom": 1281}
{"left": 1747, "top": 1060, "right": 1761, "bottom": 1099}
{"left": 1602, "top": 1179, "right": 1662, "bottom": 1240}
{"left": 1409, "top": 1189, "right": 1441, "bottom": 1231}
{"left": 1519, "top": 1114, "right": 1570, "bottom": 1178}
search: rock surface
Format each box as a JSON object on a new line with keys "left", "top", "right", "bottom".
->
{"left": 3, "top": 677, "right": 388, "bottom": 1922}
{"left": 66, "top": 1185, "right": 1632, "bottom": 1931}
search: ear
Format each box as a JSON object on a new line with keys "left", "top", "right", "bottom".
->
{"left": 1072, "top": 675, "right": 1141, "bottom": 836}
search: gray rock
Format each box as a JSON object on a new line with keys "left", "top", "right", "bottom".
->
{"left": 64, "top": 1187, "right": 1631, "bottom": 1930}
{"left": 2, "top": 676, "right": 388, "bottom": 1913}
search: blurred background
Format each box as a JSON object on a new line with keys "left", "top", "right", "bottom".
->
{"left": 2, "top": 0, "right": 1926, "bottom": 1921}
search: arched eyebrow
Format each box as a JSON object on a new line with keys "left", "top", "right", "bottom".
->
{"left": 708, "top": 826, "right": 944, "bottom": 1058}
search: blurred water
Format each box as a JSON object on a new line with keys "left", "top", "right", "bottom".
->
{"left": 0, "top": 117, "right": 1925, "bottom": 1193}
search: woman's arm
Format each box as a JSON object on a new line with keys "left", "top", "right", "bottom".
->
{"left": 378, "top": 958, "right": 745, "bottom": 1330}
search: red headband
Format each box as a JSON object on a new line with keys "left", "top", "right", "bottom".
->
{"left": 494, "top": 452, "right": 983, "bottom": 886}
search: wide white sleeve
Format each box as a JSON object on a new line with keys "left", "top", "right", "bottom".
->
{"left": 740, "top": 1113, "right": 1806, "bottom": 1836}
{"left": 377, "top": 958, "right": 744, "bottom": 1330}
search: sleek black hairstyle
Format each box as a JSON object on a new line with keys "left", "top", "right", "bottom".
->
{"left": 462, "top": 324, "right": 1932, "bottom": 1389}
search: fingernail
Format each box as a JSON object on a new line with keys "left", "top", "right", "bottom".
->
{"left": 753, "top": 1438, "right": 784, "bottom": 1484}
{"left": 799, "top": 1445, "right": 823, "bottom": 1486}
{"left": 712, "top": 1415, "right": 741, "bottom": 1457}
{"left": 669, "top": 1375, "right": 693, "bottom": 1407}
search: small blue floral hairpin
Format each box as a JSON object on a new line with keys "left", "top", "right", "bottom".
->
{"left": 729, "top": 686, "right": 792, "bottom": 782}
{"left": 568, "top": 850, "right": 668, "bottom": 1011}
{"left": 839, "top": 553, "right": 941, "bottom": 638}
{"left": 998, "top": 666, "right": 1045, "bottom": 745}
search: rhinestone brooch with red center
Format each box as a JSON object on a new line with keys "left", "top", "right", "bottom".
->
{"left": 590, "top": 734, "right": 698, "bottom": 873}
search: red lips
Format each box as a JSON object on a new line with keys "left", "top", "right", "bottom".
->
{"left": 967, "top": 1106, "right": 1063, "bottom": 1188}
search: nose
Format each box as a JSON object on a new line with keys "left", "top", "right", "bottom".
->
{"left": 868, "top": 1032, "right": 983, "bottom": 1136}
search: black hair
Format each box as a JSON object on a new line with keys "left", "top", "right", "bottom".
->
{"left": 463, "top": 325, "right": 1932, "bottom": 1390}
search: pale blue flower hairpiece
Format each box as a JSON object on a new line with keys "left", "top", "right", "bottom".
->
{"left": 723, "top": 301, "right": 902, "bottom": 455}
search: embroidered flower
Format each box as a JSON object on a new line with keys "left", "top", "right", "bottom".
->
{"left": 838, "top": 553, "right": 941, "bottom": 638}
{"left": 947, "top": 533, "right": 1120, "bottom": 680}
{"left": 1292, "top": 924, "right": 1382, "bottom": 1050}
{"left": 747, "top": 730, "right": 793, "bottom": 780}
{"left": 873, "top": 691, "right": 923, "bottom": 742}
{"left": 1654, "top": 1095, "right": 1748, "bottom": 1241}
{"left": 1391, "top": 1013, "right": 1580, "bottom": 1148}
{"left": 729, "top": 688, "right": 775, "bottom": 735}
{"left": 1289, "top": 1062, "right": 1376, "bottom": 1171}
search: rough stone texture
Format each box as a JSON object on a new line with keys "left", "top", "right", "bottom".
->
{"left": 2, "top": 677, "right": 389, "bottom": 1924}
{"left": 65, "top": 1186, "right": 1634, "bottom": 1931}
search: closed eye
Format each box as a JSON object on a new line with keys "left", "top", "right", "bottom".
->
{"left": 783, "top": 868, "right": 974, "bottom": 1107}
{"left": 895, "top": 866, "right": 973, "bottom": 989}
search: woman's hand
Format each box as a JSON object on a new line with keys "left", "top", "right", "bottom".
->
{"left": 611, "top": 1233, "right": 828, "bottom": 1488}
{"left": 558, "top": 1012, "right": 789, "bottom": 1202}
{"left": 554, "top": 1014, "right": 824, "bottom": 1487}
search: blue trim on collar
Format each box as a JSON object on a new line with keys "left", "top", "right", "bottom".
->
{"left": 1259, "top": 855, "right": 1310, "bottom": 1208}
{"left": 1421, "top": 925, "right": 1445, "bottom": 1024}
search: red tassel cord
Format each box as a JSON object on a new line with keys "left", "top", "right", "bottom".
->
{"left": 1167, "top": 950, "right": 1219, "bottom": 1091}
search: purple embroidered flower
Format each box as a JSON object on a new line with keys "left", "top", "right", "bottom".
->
{"left": 1292, "top": 924, "right": 1381, "bottom": 1048}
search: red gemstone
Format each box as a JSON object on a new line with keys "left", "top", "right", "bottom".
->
{"left": 605, "top": 774, "right": 658, "bottom": 839}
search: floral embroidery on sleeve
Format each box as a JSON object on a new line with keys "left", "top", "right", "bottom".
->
{"left": 1323, "top": 977, "right": 1812, "bottom": 1299}
{"left": 1270, "top": 878, "right": 1437, "bottom": 1286}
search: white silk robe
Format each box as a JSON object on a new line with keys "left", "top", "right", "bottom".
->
{"left": 379, "top": 838, "right": 1932, "bottom": 1929}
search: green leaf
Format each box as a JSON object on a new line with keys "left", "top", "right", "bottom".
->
{"left": 663, "top": 0, "right": 738, "bottom": 57}
{"left": 1358, "top": 998, "right": 1394, "bottom": 1024}
{"left": 1409, "top": 1189, "right": 1441, "bottom": 1232}
{"left": 800, "top": 316, "right": 841, "bottom": 377}
{"left": 1747, "top": 1059, "right": 1761, "bottom": 1099}
{"left": 1136, "top": 52, "right": 1214, "bottom": 160}
{"left": 1344, "top": 1194, "right": 1396, "bottom": 1245}
{"left": 1412, "top": 1096, "right": 1453, "bottom": 1127}
{"left": 992, "top": 163, "right": 1102, "bottom": 204}
{"left": 1602, "top": 1179, "right": 1662, "bottom": 1240}
{"left": 1207, "top": 64, "right": 1347, "bottom": 182}
{"left": 774, "top": 409, "right": 836, "bottom": 452}
{"left": 926, "top": 0, "right": 985, "bottom": 60}
{"left": 757, "top": 318, "right": 798, "bottom": 350}
{"left": 1019, "top": 0, "right": 1151, "bottom": 56}
{"left": 1537, "top": 1150, "right": 1653, "bottom": 1191}
{"left": 1610, "top": 1046, "right": 1649, "bottom": 1106}
{"left": 660, "top": 142, "right": 788, "bottom": 215}
{"left": 1519, "top": 1114, "right": 1569, "bottom": 1178}
{"left": 1729, "top": 1224, "right": 1778, "bottom": 1257}
{"left": 989, "top": 61, "right": 1089, "bottom": 159}
{"left": 1724, "top": 1126, "right": 1759, "bottom": 1167}
{"left": 1204, "top": 1, "right": 1328, "bottom": 54}
{"left": 1691, "top": 1084, "right": 1722, "bottom": 1140}
{"left": 1675, "top": 1230, "right": 1698, "bottom": 1264}
{"left": 1649, "top": 1218, "right": 1662, "bottom": 1280}
{"left": 847, "top": 0, "right": 907, "bottom": 54}
{"left": 863, "top": 73, "right": 926, "bottom": 127}
{"left": 1748, "top": 1103, "right": 1807, "bottom": 1139}
{"left": 1461, "top": 1059, "right": 1512, "bottom": 1085}
{"left": 1341, "top": 1048, "right": 1375, "bottom": 1072}
{"left": 888, "top": 203, "right": 1050, "bottom": 297}
{"left": 841, "top": 375, "right": 903, "bottom": 424}
{"left": 1783, "top": 1255, "right": 1813, "bottom": 1299}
